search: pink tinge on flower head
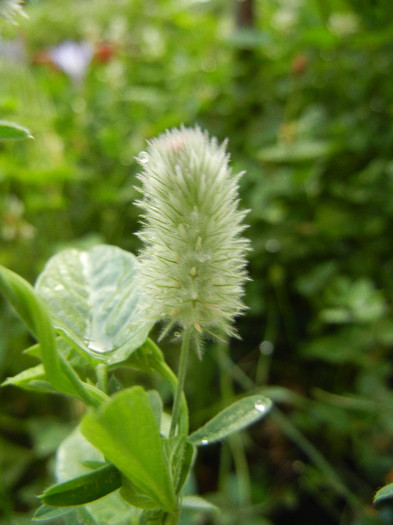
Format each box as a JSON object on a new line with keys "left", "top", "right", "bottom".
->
{"left": 168, "top": 137, "right": 185, "bottom": 153}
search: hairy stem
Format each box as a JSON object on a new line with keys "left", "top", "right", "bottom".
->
{"left": 169, "top": 328, "right": 192, "bottom": 437}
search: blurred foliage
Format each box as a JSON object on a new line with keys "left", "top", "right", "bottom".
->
{"left": 2, "top": 0, "right": 393, "bottom": 523}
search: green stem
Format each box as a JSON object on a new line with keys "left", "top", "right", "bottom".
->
{"left": 96, "top": 363, "right": 108, "bottom": 394}
{"left": 143, "top": 338, "right": 189, "bottom": 435}
{"left": 169, "top": 328, "right": 192, "bottom": 437}
{"left": 217, "top": 341, "right": 252, "bottom": 505}
{"left": 154, "top": 360, "right": 189, "bottom": 436}
{"left": 59, "top": 357, "right": 103, "bottom": 407}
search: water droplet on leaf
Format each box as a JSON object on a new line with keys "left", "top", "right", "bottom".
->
{"left": 201, "top": 437, "right": 209, "bottom": 445}
{"left": 254, "top": 401, "right": 266, "bottom": 413}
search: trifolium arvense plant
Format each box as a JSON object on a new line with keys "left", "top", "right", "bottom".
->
{"left": 135, "top": 125, "right": 250, "bottom": 357}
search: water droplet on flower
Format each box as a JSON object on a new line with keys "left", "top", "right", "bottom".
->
{"left": 201, "top": 437, "right": 209, "bottom": 445}
{"left": 254, "top": 401, "right": 266, "bottom": 413}
{"left": 54, "top": 284, "right": 64, "bottom": 291}
{"left": 137, "top": 151, "right": 149, "bottom": 164}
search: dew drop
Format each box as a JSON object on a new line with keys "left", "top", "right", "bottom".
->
{"left": 54, "top": 284, "right": 64, "bottom": 291}
{"left": 137, "top": 151, "right": 149, "bottom": 164}
{"left": 201, "top": 437, "right": 209, "bottom": 445}
{"left": 259, "top": 340, "right": 274, "bottom": 356}
{"left": 254, "top": 401, "right": 266, "bottom": 413}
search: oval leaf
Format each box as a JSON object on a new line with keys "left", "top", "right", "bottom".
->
{"left": 81, "top": 386, "right": 177, "bottom": 513}
{"left": 35, "top": 245, "right": 154, "bottom": 364}
{"left": 374, "top": 482, "right": 393, "bottom": 507}
{"left": 40, "top": 463, "right": 122, "bottom": 507}
{"left": 188, "top": 395, "right": 272, "bottom": 446}
{"left": 0, "top": 119, "right": 33, "bottom": 140}
{"left": 33, "top": 505, "right": 75, "bottom": 522}
{"left": 182, "top": 495, "right": 219, "bottom": 512}
{"left": 1, "top": 363, "right": 53, "bottom": 393}
{"left": 55, "top": 426, "right": 141, "bottom": 524}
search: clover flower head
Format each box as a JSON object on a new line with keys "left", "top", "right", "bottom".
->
{"left": 135, "top": 126, "right": 249, "bottom": 353}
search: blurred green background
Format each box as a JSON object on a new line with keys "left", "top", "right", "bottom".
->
{"left": 2, "top": 0, "right": 393, "bottom": 523}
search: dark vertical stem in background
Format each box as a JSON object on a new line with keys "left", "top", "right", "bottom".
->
{"left": 232, "top": 0, "right": 262, "bottom": 146}
{"left": 236, "top": 0, "right": 254, "bottom": 29}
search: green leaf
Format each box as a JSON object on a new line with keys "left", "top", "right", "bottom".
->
{"left": 162, "top": 436, "right": 195, "bottom": 495}
{"left": 0, "top": 265, "right": 72, "bottom": 394}
{"left": 0, "top": 119, "right": 33, "bottom": 140}
{"left": 35, "top": 245, "right": 154, "bottom": 364}
{"left": 146, "top": 390, "right": 163, "bottom": 428}
{"left": 121, "top": 338, "right": 165, "bottom": 373}
{"left": 1, "top": 364, "right": 53, "bottom": 393}
{"left": 81, "top": 387, "right": 177, "bottom": 512}
{"left": 176, "top": 441, "right": 195, "bottom": 493}
{"left": 188, "top": 395, "right": 272, "bottom": 446}
{"left": 120, "top": 477, "right": 161, "bottom": 510}
{"left": 2, "top": 363, "right": 46, "bottom": 386}
{"left": 0, "top": 265, "right": 107, "bottom": 406}
{"left": 163, "top": 436, "right": 187, "bottom": 494}
{"left": 24, "top": 338, "right": 92, "bottom": 369}
{"left": 181, "top": 495, "right": 219, "bottom": 512}
{"left": 374, "top": 482, "right": 393, "bottom": 506}
{"left": 32, "top": 505, "right": 75, "bottom": 522}
{"left": 73, "top": 508, "right": 99, "bottom": 525}
{"left": 55, "top": 426, "right": 142, "bottom": 525}
{"left": 23, "top": 342, "right": 42, "bottom": 357}
{"left": 40, "top": 463, "right": 122, "bottom": 507}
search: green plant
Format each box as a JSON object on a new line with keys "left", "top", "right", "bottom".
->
{"left": 0, "top": 127, "right": 271, "bottom": 525}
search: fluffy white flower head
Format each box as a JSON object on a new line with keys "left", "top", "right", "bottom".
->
{"left": 135, "top": 126, "right": 249, "bottom": 350}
